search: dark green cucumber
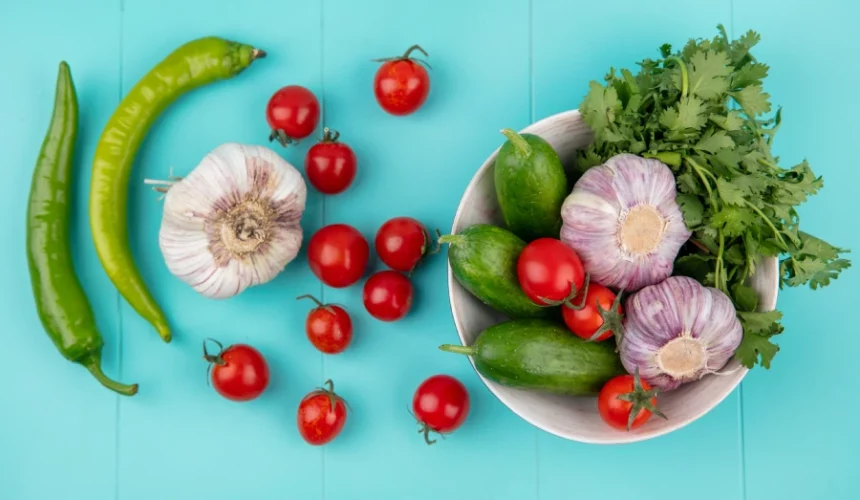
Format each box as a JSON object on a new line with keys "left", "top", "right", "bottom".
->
{"left": 494, "top": 129, "right": 568, "bottom": 241}
{"left": 440, "top": 319, "right": 624, "bottom": 396}
{"left": 441, "top": 224, "right": 550, "bottom": 319}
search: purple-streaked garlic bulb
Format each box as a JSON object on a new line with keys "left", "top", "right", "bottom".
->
{"left": 620, "top": 276, "right": 743, "bottom": 391}
{"left": 560, "top": 153, "right": 691, "bottom": 292}
{"left": 152, "top": 143, "right": 307, "bottom": 299}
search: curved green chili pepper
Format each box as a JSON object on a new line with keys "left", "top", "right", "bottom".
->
{"left": 89, "top": 37, "right": 266, "bottom": 342}
{"left": 27, "top": 62, "right": 138, "bottom": 396}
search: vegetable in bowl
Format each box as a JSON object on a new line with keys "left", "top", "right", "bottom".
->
{"left": 443, "top": 26, "right": 849, "bottom": 442}
{"left": 576, "top": 25, "right": 850, "bottom": 369}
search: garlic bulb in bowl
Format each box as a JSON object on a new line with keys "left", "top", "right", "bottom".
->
{"left": 620, "top": 276, "right": 743, "bottom": 391}
{"left": 560, "top": 153, "right": 691, "bottom": 292}
{"left": 154, "top": 143, "right": 307, "bottom": 299}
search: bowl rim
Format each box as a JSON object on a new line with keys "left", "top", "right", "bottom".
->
{"left": 446, "top": 109, "right": 769, "bottom": 444}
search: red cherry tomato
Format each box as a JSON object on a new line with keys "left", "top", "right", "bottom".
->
{"left": 297, "top": 380, "right": 348, "bottom": 446}
{"left": 373, "top": 45, "right": 431, "bottom": 116}
{"left": 517, "top": 238, "right": 586, "bottom": 305}
{"left": 562, "top": 283, "right": 623, "bottom": 342}
{"left": 362, "top": 270, "right": 414, "bottom": 322}
{"left": 307, "top": 224, "right": 369, "bottom": 288}
{"left": 375, "top": 217, "right": 434, "bottom": 273}
{"left": 266, "top": 85, "right": 320, "bottom": 146}
{"left": 412, "top": 374, "right": 470, "bottom": 444}
{"left": 304, "top": 128, "right": 357, "bottom": 195}
{"left": 203, "top": 339, "right": 270, "bottom": 402}
{"left": 598, "top": 371, "right": 666, "bottom": 431}
{"left": 298, "top": 294, "right": 353, "bottom": 354}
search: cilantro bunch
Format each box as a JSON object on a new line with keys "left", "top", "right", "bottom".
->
{"left": 577, "top": 25, "right": 851, "bottom": 369}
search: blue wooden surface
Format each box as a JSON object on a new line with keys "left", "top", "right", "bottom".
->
{"left": 1, "top": 1, "right": 857, "bottom": 499}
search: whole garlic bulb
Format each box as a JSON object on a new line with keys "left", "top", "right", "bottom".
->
{"left": 619, "top": 276, "right": 743, "bottom": 391}
{"left": 156, "top": 143, "right": 307, "bottom": 299}
{"left": 560, "top": 153, "right": 691, "bottom": 292}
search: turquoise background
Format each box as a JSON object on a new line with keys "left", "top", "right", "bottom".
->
{"left": 1, "top": 0, "right": 857, "bottom": 499}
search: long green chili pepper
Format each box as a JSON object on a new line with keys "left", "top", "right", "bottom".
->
{"left": 89, "top": 37, "right": 266, "bottom": 342}
{"left": 27, "top": 62, "right": 138, "bottom": 396}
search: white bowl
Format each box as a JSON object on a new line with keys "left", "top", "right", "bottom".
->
{"left": 446, "top": 109, "right": 779, "bottom": 444}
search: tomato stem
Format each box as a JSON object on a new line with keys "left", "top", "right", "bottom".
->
{"left": 616, "top": 368, "right": 668, "bottom": 430}
{"left": 403, "top": 44, "right": 428, "bottom": 59}
{"left": 588, "top": 289, "right": 626, "bottom": 346}
{"left": 314, "top": 379, "right": 352, "bottom": 412}
{"left": 408, "top": 228, "right": 443, "bottom": 276}
{"left": 372, "top": 44, "right": 432, "bottom": 69}
{"left": 407, "top": 407, "right": 443, "bottom": 445}
{"left": 321, "top": 127, "right": 340, "bottom": 143}
{"left": 202, "top": 338, "right": 227, "bottom": 366}
{"left": 269, "top": 129, "right": 299, "bottom": 148}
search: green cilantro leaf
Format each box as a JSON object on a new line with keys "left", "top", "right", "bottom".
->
{"left": 677, "top": 193, "right": 705, "bottom": 228}
{"left": 709, "top": 206, "right": 757, "bottom": 237}
{"left": 660, "top": 96, "right": 707, "bottom": 132}
{"left": 731, "top": 62, "right": 769, "bottom": 89}
{"left": 735, "top": 330, "right": 780, "bottom": 369}
{"left": 736, "top": 310, "right": 784, "bottom": 369}
{"left": 674, "top": 253, "right": 713, "bottom": 282}
{"left": 696, "top": 130, "right": 735, "bottom": 153}
{"left": 716, "top": 177, "right": 747, "bottom": 206}
{"left": 580, "top": 81, "right": 621, "bottom": 137}
{"left": 709, "top": 110, "right": 745, "bottom": 131}
{"left": 731, "top": 283, "right": 759, "bottom": 312}
{"left": 676, "top": 172, "right": 701, "bottom": 195}
{"left": 732, "top": 85, "right": 772, "bottom": 116}
{"left": 687, "top": 50, "right": 731, "bottom": 100}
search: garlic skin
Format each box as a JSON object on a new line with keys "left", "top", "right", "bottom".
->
{"left": 619, "top": 276, "right": 743, "bottom": 391}
{"left": 560, "top": 153, "right": 691, "bottom": 292}
{"left": 157, "top": 143, "right": 307, "bottom": 299}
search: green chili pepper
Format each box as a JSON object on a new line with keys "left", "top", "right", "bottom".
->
{"left": 89, "top": 37, "right": 266, "bottom": 342}
{"left": 27, "top": 62, "right": 138, "bottom": 396}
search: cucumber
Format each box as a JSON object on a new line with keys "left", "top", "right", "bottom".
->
{"left": 440, "top": 224, "right": 550, "bottom": 319}
{"left": 494, "top": 129, "right": 568, "bottom": 241}
{"left": 440, "top": 319, "right": 625, "bottom": 396}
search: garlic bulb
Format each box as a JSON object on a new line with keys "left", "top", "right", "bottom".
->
{"left": 620, "top": 276, "right": 743, "bottom": 391}
{"left": 560, "top": 153, "right": 691, "bottom": 292}
{"left": 155, "top": 143, "right": 307, "bottom": 299}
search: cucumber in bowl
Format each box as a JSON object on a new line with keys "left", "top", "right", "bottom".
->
{"left": 440, "top": 319, "right": 624, "bottom": 396}
{"left": 440, "top": 224, "right": 552, "bottom": 320}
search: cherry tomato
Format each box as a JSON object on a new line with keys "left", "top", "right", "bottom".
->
{"left": 298, "top": 294, "right": 353, "bottom": 354}
{"left": 373, "top": 45, "right": 431, "bottom": 116}
{"left": 412, "top": 374, "right": 470, "bottom": 444}
{"left": 598, "top": 370, "right": 666, "bottom": 431}
{"left": 297, "top": 380, "right": 348, "bottom": 446}
{"left": 266, "top": 85, "right": 320, "bottom": 146}
{"left": 362, "top": 270, "right": 413, "bottom": 322}
{"left": 562, "top": 283, "right": 623, "bottom": 342}
{"left": 307, "top": 224, "right": 369, "bottom": 288}
{"left": 375, "top": 217, "right": 435, "bottom": 273}
{"left": 304, "top": 128, "right": 357, "bottom": 195}
{"left": 203, "top": 339, "right": 270, "bottom": 402}
{"left": 517, "top": 238, "right": 585, "bottom": 305}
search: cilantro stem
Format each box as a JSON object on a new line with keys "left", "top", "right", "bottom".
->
{"left": 743, "top": 200, "right": 788, "bottom": 250}
{"left": 644, "top": 151, "right": 682, "bottom": 167}
{"left": 756, "top": 157, "right": 783, "bottom": 174}
{"left": 716, "top": 230, "right": 727, "bottom": 293}
{"left": 664, "top": 56, "right": 689, "bottom": 98}
{"left": 686, "top": 157, "right": 718, "bottom": 207}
